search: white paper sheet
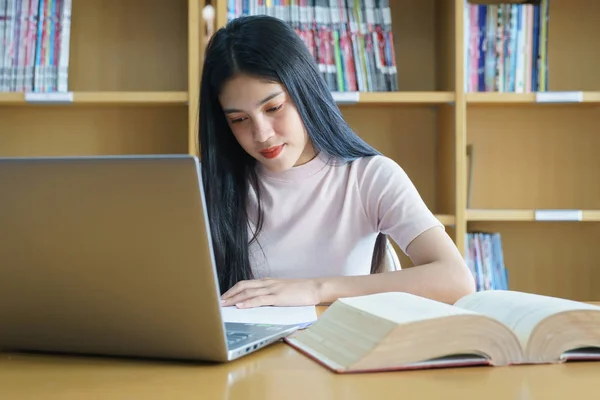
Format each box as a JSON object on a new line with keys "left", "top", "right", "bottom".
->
{"left": 221, "top": 305, "right": 318, "bottom": 328}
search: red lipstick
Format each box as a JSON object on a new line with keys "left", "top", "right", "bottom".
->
{"left": 259, "top": 144, "right": 284, "bottom": 159}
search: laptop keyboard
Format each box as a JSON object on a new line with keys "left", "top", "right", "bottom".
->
{"left": 227, "top": 331, "right": 252, "bottom": 345}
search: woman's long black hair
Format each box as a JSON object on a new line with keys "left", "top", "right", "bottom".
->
{"left": 199, "top": 15, "right": 388, "bottom": 293}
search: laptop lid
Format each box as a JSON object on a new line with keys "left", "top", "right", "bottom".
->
{"left": 0, "top": 155, "right": 231, "bottom": 362}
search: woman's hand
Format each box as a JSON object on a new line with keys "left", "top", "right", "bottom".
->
{"left": 220, "top": 278, "right": 322, "bottom": 308}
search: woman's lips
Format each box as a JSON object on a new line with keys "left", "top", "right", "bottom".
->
{"left": 259, "top": 144, "right": 285, "bottom": 159}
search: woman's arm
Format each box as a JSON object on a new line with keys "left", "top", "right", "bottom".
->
{"left": 220, "top": 226, "right": 475, "bottom": 308}
{"left": 315, "top": 225, "right": 476, "bottom": 305}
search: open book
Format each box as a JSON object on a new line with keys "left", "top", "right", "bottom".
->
{"left": 284, "top": 290, "right": 600, "bottom": 373}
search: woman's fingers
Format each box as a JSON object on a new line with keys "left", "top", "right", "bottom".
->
{"left": 235, "top": 294, "right": 276, "bottom": 308}
{"left": 221, "top": 279, "right": 267, "bottom": 300}
{"left": 221, "top": 287, "right": 272, "bottom": 307}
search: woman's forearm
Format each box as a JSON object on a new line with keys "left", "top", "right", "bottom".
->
{"left": 315, "top": 261, "right": 476, "bottom": 305}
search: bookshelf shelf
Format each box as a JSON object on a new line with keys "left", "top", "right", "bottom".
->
{"left": 357, "top": 92, "right": 455, "bottom": 105}
{"left": 0, "top": 92, "right": 189, "bottom": 106}
{"left": 466, "top": 92, "right": 600, "bottom": 105}
{"left": 72, "top": 92, "right": 188, "bottom": 105}
{"left": 0, "top": 93, "right": 23, "bottom": 105}
{"left": 467, "top": 209, "right": 600, "bottom": 222}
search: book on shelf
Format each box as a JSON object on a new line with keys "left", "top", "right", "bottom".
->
{"left": 0, "top": 0, "right": 72, "bottom": 93}
{"left": 285, "top": 290, "right": 600, "bottom": 373}
{"left": 465, "top": 231, "right": 509, "bottom": 291}
{"left": 464, "top": 0, "right": 549, "bottom": 93}
{"left": 227, "top": 0, "right": 398, "bottom": 93}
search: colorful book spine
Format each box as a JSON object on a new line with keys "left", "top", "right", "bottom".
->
{"left": 465, "top": 232, "right": 509, "bottom": 291}
{"left": 227, "top": 0, "right": 398, "bottom": 92}
{"left": 464, "top": 0, "right": 549, "bottom": 93}
{"left": 0, "top": 0, "right": 71, "bottom": 93}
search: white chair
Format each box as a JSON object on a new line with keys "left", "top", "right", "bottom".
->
{"left": 382, "top": 238, "right": 402, "bottom": 271}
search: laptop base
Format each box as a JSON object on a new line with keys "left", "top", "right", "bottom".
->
{"left": 225, "top": 322, "right": 299, "bottom": 360}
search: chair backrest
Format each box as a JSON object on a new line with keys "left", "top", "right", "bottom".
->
{"left": 382, "top": 238, "right": 402, "bottom": 271}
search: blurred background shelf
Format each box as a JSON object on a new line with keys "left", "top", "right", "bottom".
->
{"left": 0, "top": 92, "right": 188, "bottom": 106}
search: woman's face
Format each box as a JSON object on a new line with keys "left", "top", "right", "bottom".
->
{"left": 219, "top": 74, "right": 316, "bottom": 172}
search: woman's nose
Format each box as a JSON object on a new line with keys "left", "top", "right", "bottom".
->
{"left": 252, "top": 118, "right": 274, "bottom": 143}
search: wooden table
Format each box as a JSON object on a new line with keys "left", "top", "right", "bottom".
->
{"left": 2, "top": 307, "right": 600, "bottom": 399}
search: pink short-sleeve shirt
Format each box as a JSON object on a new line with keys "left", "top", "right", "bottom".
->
{"left": 247, "top": 153, "right": 443, "bottom": 279}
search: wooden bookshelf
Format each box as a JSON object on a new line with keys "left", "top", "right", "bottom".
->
{"left": 464, "top": 0, "right": 600, "bottom": 301}
{"left": 1, "top": 0, "right": 598, "bottom": 300}
{"left": 0, "top": 0, "right": 199, "bottom": 158}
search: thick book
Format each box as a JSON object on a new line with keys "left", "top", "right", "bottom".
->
{"left": 284, "top": 290, "right": 600, "bottom": 373}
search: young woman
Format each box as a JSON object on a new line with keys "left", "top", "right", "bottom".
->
{"left": 199, "top": 15, "right": 475, "bottom": 309}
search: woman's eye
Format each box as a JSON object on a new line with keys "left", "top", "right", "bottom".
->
{"left": 230, "top": 117, "right": 246, "bottom": 124}
{"left": 267, "top": 104, "right": 283, "bottom": 112}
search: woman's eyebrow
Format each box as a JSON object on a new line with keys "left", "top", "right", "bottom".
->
{"left": 223, "top": 91, "right": 283, "bottom": 114}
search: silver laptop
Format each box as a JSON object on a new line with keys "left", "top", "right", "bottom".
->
{"left": 0, "top": 154, "right": 299, "bottom": 362}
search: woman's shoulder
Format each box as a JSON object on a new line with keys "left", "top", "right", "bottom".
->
{"left": 320, "top": 154, "right": 408, "bottom": 185}
{"left": 347, "top": 154, "right": 407, "bottom": 181}
{"left": 351, "top": 154, "right": 399, "bottom": 167}
{"left": 342, "top": 155, "right": 419, "bottom": 202}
